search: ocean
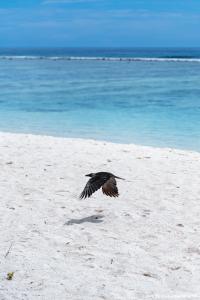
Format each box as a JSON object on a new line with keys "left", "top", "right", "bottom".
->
{"left": 0, "top": 47, "right": 200, "bottom": 151}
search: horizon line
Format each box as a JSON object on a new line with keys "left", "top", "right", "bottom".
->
{"left": 0, "top": 46, "right": 200, "bottom": 49}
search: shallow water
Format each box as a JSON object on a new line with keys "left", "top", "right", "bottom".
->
{"left": 0, "top": 48, "right": 200, "bottom": 151}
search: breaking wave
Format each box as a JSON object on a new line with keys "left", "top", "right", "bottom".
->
{"left": 0, "top": 56, "right": 200, "bottom": 62}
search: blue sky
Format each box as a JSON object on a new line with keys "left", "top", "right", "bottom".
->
{"left": 0, "top": 0, "right": 199, "bottom": 47}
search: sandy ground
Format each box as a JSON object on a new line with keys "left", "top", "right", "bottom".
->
{"left": 0, "top": 132, "right": 200, "bottom": 300}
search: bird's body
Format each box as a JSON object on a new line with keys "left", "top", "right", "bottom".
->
{"left": 80, "top": 172, "right": 124, "bottom": 199}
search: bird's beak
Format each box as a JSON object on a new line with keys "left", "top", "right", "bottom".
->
{"left": 115, "top": 176, "right": 125, "bottom": 180}
{"left": 85, "top": 174, "right": 91, "bottom": 177}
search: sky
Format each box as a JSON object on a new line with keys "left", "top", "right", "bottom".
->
{"left": 0, "top": 0, "right": 199, "bottom": 47}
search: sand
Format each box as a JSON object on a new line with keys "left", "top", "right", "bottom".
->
{"left": 0, "top": 132, "right": 200, "bottom": 300}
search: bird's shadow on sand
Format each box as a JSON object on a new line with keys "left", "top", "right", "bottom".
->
{"left": 65, "top": 214, "right": 104, "bottom": 226}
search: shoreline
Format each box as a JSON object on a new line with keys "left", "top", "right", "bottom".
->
{"left": 0, "top": 130, "right": 199, "bottom": 155}
{"left": 1, "top": 131, "right": 200, "bottom": 299}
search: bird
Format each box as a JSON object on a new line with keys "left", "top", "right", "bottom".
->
{"left": 80, "top": 172, "right": 124, "bottom": 199}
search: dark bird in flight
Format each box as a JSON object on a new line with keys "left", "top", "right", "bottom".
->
{"left": 80, "top": 172, "right": 124, "bottom": 199}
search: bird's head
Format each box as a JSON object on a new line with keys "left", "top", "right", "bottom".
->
{"left": 85, "top": 173, "right": 95, "bottom": 177}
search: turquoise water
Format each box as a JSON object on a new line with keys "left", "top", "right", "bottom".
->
{"left": 0, "top": 48, "right": 200, "bottom": 151}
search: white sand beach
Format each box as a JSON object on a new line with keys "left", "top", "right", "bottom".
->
{"left": 1, "top": 132, "right": 200, "bottom": 300}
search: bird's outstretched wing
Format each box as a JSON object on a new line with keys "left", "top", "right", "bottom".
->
{"left": 80, "top": 175, "right": 108, "bottom": 199}
{"left": 102, "top": 177, "right": 119, "bottom": 197}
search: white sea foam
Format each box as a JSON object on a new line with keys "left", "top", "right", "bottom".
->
{"left": 0, "top": 55, "right": 200, "bottom": 62}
